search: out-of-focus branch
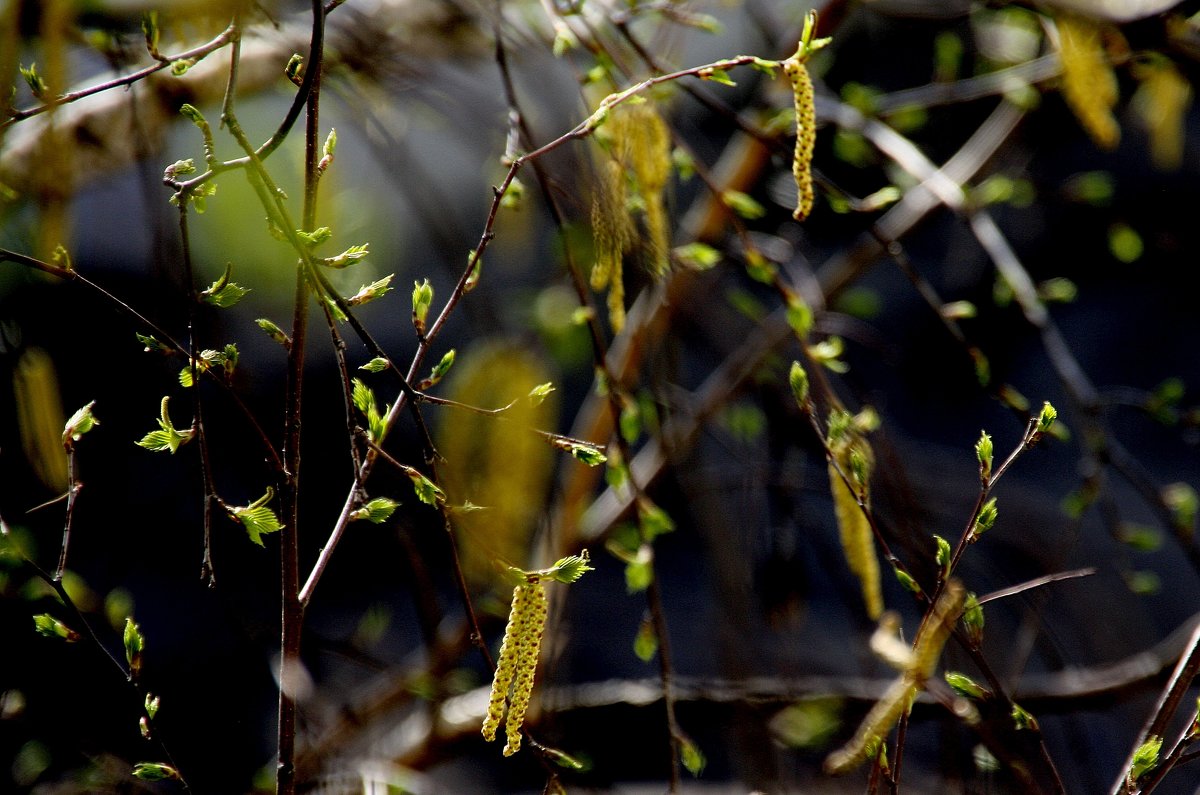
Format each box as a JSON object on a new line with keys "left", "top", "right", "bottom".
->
{"left": 0, "top": 0, "right": 486, "bottom": 196}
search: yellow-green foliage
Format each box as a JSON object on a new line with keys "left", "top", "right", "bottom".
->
{"left": 589, "top": 102, "right": 673, "bottom": 332}
{"left": 1133, "top": 56, "right": 1192, "bottom": 171}
{"left": 1056, "top": 14, "right": 1120, "bottom": 150}
{"left": 824, "top": 581, "right": 965, "bottom": 774}
{"left": 828, "top": 422, "right": 882, "bottom": 620}
{"left": 436, "top": 344, "right": 558, "bottom": 588}
{"left": 784, "top": 59, "right": 816, "bottom": 221}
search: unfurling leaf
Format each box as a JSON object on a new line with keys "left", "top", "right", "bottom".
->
{"left": 200, "top": 263, "right": 250, "bottom": 308}
{"left": 33, "top": 613, "right": 79, "bottom": 642}
{"left": 136, "top": 397, "right": 193, "bottom": 454}
{"left": 124, "top": 618, "right": 145, "bottom": 678}
{"left": 63, "top": 401, "right": 99, "bottom": 447}
{"left": 132, "top": 762, "right": 179, "bottom": 781}
{"left": 231, "top": 489, "right": 284, "bottom": 546}
{"left": 345, "top": 274, "right": 394, "bottom": 307}
{"left": 359, "top": 357, "right": 389, "bottom": 373}
{"left": 546, "top": 550, "right": 594, "bottom": 584}
{"left": 350, "top": 497, "right": 399, "bottom": 524}
{"left": 1129, "top": 735, "right": 1163, "bottom": 782}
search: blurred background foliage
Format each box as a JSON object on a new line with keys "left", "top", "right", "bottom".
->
{"left": 3, "top": 0, "right": 1200, "bottom": 792}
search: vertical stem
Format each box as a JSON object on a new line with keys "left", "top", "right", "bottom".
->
{"left": 54, "top": 446, "right": 80, "bottom": 580}
{"left": 277, "top": 4, "right": 324, "bottom": 792}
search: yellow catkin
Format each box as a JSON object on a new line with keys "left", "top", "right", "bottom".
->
{"left": 784, "top": 59, "right": 816, "bottom": 221}
{"left": 481, "top": 583, "right": 532, "bottom": 743}
{"left": 625, "top": 104, "right": 672, "bottom": 277}
{"left": 1133, "top": 57, "right": 1192, "bottom": 171}
{"left": 1056, "top": 14, "right": 1120, "bottom": 151}
{"left": 503, "top": 581, "right": 548, "bottom": 756}
{"left": 589, "top": 102, "right": 673, "bottom": 332}
{"left": 828, "top": 436, "right": 882, "bottom": 620}
{"left": 13, "top": 347, "right": 69, "bottom": 492}
{"left": 824, "top": 581, "right": 965, "bottom": 774}
{"left": 590, "top": 160, "right": 628, "bottom": 292}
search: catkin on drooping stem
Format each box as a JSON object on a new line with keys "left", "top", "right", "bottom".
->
{"left": 1056, "top": 13, "right": 1120, "bottom": 150}
{"left": 784, "top": 58, "right": 816, "bottom": 221}
{"left": 481, "top": 583, "right": 532, "bottom": 742}
{"left": 503, "top": 581, "right": 548, "bottom": 756}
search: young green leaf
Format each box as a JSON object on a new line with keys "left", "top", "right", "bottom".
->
{"left": 944, "top": 671, "right": 989, "bottom": 700}
{"left": 412, "top": 278, "right": 433, "bottom": 334}
{"left": 295, "top": 226, "right": 333, "bottom": 247}
{"left": 20, "top": 63, "right": 47, "bottom": 98}
{"left": 231, "top": 489, "right": 284, "bottom": 547}
{"left": 323, "top": 243, "right": 369, "bottom": 269}
{"left": 62, "top": 401, "right": 99, "bottom": 447}
{"left": 359, "top": 357, "right": 389, "bottom": 373}
{"left": 346, "top": 274, "right": 394, "bottom": 307}
{"left": 934, "top": 535, "right": 951, "bottom": 578}
{"left": 137, "top": 333, "right": 172, "bottom": 354}
{"left": 124, "top": 618, "right": 145, "bottom": 678}
{"left": 546, "top": 550, "right": 594, "bottom": 584}
{"left": 1129, "top": 735, "right": 1163, "bottom": 782}
{"left": 679, "top": 736, "right": 706, "bottom": 776}
{"left": 33, "top": 613, "right": 78, "bottom": 642}
{"left": 972, "top": 498, "right": 998, "bottom": 540}
{"left": 721, "top": 190, "right": 765, "bottom": 219}
{"left": 788, "top": 361, "right": 810, "bottom": 408}
{"left": 200, "top": 263, "right": 250, "bottom": 308}
{"left": 633, "top": 615, "right": 658, "bottom": 661}
{"left": 145, "top": 693, "right": 160, "bottom": 720}
{"left": 962, "top": 592, "right": 985, "bottom": 646}
{"left": 402, "top": 466, "right": 445, "bottom": 506}
{"left": 528, "top": 382, "right": 555, "bottom": 406}
{"left": 132, "top": 762, "right": 180, "bottom": 781}
{"left": 673, "top": 242, "right": 722, "bottom": 271}
{"left": 136, "top": 397, "right": 194, "bottom": 454}
{"left": 350, "top": 497, "right": 400, "bottom": 524}
{"left": 256, "top": 318, "right": 291, "bottom": 348}
{"left": 975, "top": 430, "right": 993, "bottom": 482}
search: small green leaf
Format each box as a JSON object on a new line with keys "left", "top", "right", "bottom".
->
{"left": 625, "top": 557, "right": 653, "bottom": 593}
{"left": 894, "top": 567, "right": 922, "bottom": 595}
{"left": 350, "top": 497, "right": 400, "bottom": 524}
{"left": 323, "top": 243, "right": 369, "bottom": 269}
{"left": 673, "top": 242, "right": 721, "bottom": 271}
{"left": 124, "top": 618, "right": 145, "bottom": 678}
{"left": 170, "top": 59, "right": 195, "bottom": 76}
{"left": 620, "top": 402, "right": 641, "bottom": 444}
{"left": 351, "top": 378, "right": 375, "bottom": 415}
{"left": 788, "top": 361, "right": 810, "bottom": 408}
{"left": 403, "top": 466, "right": 445, "bottom": 506}
{"left": 934, "top": 535, "right": 951, "bottom": 577}
{"left": 33, "top": 613, "right": 78, "bottom": 641}
{"left": 295, "top": 226, "right": 333, "bottom": 247}
{"left": 322, "top": 127, "right": 337, "bottom": 158}
{"left": 63, "top": 401, "right": 99, "bottom": 446}
{"left": 132, "top": 762, "right": 180, "bottom": 781}
{"left": 1129, "top": 735, "right": 1163, "bottom": 782}
{"left": 721, "top": 190, "right": 766, "bottom": 219}
{"left": 639, "top": 501, "right": 675, "bottom": 540}
{"left": 1011, "top": 703, "right": 1038, "bottom": 731}
{"left": 547, "top": 550, "right": 594, "bottom": 584}
{"left": 346, "top": 274, "right": 394, "bottom": 307}
{"left": 962, "top": 593, "right": 984, "bottom": 646}
{"left": 975, "top": 431, "right": 993, "bottom": 481}
{"left": 20, "top": 63, "right": 47, "bottom": 98}
{"left": 679, "top": 736, "right": 706, "bottom": 777}
{"left": 941, "top": 300, "right": 977, "bottom": 320}
{"left": 810, "top": 336, "right": 848, "bottom": 374}
{"left": 633, "top": 615, "right": 658, "bottom": 661}
{"left": 785, "top": 293, "right": 814, "bottom": 339}
{"left": 1036, "top": 401, "right": 1058, "bottom": 436}
{"left": 256, "top": 318, "right": 291, "bottom": 348}
{"left": 284, "top": 54, "right": 304, "bottom": 84}
{"left": 972, "top": 498, "right": 998, "bottom": 539}
{"left": 411, "top": 278, "right": 433, "bottom": 334}
{"left": 542, "top": 745, "right": 587, "bottom": 771}
{"left": 528, "top": 382, "right": 555, "bottom": 406}
{"left": 145, "top": 693, "right": 160, "bottom": 720}
{"left": 136, "top": 397, "right": 193, "bottom": 454}
{"left": 944, "top": 671, "right": 988, "bottom": 700}
{"left": 232, "top": 489, "right": 284, "bottom": 547}
{"left": 699, "top": 66, "right": 735, "bottom": 86}
{"left": 141, "top": 11, "right": 160, "bottom": 56}
{"left": 1163, "top": 482, "right": 1198, "bottom": 537}
{"left": 201, "top": 263, "right": 250, "bottom": 307}
{"left": 359, "top": 357, "right": 389, "bottom": 373}
{"left": 425, "top": 349, "right": 456, "bottom": 387}
{"left": 137, "top": 333, "right": 172, "bottom": 354}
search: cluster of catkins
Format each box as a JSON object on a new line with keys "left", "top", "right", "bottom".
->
{"left": 481, "top": 579, "right": 549, "bottom": 756}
